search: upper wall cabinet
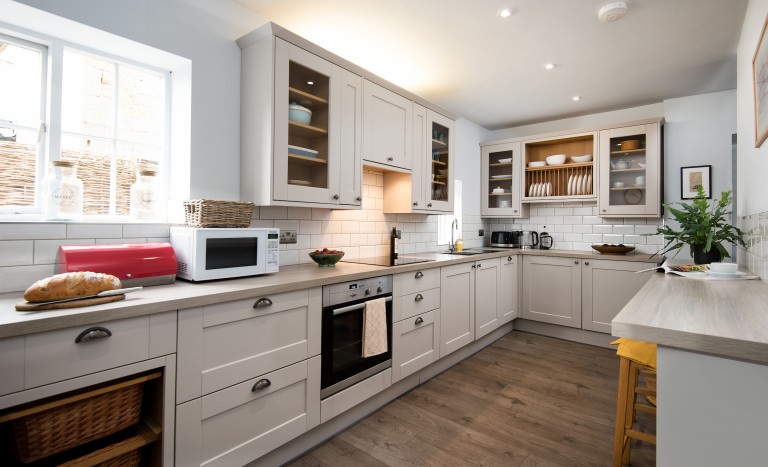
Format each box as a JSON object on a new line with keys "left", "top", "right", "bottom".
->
{"left": 481, "top": 141, "right": 527, "bottom": 217}
{"left": 239, "top": 28, "right": 362, "bottom": 208}
{"left": 598, "top": 121, "right": 663, "bottom": 217}
{"left": 522, "top": 132, "right": 597, "bottom": 202}
{"left": 363, "top": 80, "right": 413, "bottom": 170}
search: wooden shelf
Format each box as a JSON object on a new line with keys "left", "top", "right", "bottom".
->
{"left": 525, "top": 162, "right": 593, "bottom": 172}
{"left": 490, "top": 162, "right": 513, "bottom": 167}
{"left": 610, "top": 168, "right": 645, "bottom": 173}
{"left": 432, "top": 180, "right": 447, "bottom": 186}
{"left": 489, "top": 192, "right": 512, "bottom": 196}
{"left": 288, "top": 154, "right": 328, "bottom": 166}
{"left": 289, "top": 120, "right": 328, "bottom": 138}
{"left": 432, "top": 139, "right": 447, "bottom": 146}
{"left": 610, "top": 186, "right": 646, "bottom": 191}
{"left": 489, "top": 177, "right": 513, "bottom": 181}
{"left": 288, "top": 86, "right": 328, "bottom": 106}
{"left": 611, "top": 148, "right": 645, "bottom": 155}
{"left": 431, "top": 159, "right": 447, "bottom": 166}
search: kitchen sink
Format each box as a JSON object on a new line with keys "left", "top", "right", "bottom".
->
{"left": 440, "top": 250, "right": 486, "bottom": 255}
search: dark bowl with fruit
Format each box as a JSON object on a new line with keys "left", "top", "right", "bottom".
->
{"left": 308, "top": 248, "right": 345, "bottom": 267}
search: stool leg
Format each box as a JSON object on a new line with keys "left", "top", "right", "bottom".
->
{"left": 622, "top": 362, "right": 640, "bottom": 465}
{"left": 613, "top": 357, "right": 631, "bottom": 467}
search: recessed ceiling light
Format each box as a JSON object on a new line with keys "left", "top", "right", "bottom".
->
{"left": 598, "top": 1, "right": 628, "bottom": 22}
{"left": 544, "top": 63, "right": 555, "bottom": 70}
{"left": 572, "top": 96, "right": 581, "bottom": 101}
{"left": 498, "top": 8, "right": 517, "bottom": 18}
{"left": 307, "top": 81, "right": 314, "bottom": 85}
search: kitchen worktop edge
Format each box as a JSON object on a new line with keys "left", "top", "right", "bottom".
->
{"left": 0, "top": 248, "right": 662, "bottom": 339}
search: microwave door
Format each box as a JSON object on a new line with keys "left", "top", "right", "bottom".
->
{"left": 195, "top": 231, "right": 262, "bottom": 280}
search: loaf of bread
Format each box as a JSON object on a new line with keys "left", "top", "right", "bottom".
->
{"left": 24, "top": 272, "right": 122, "bottom": 303}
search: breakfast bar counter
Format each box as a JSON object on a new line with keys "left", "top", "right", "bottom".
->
{"left": 612, "top": 270, "right": 768, "bottom": 467}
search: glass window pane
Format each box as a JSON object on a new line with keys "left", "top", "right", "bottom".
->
{"left": 0, "top": 129, "right": 40, "bottom": 207}
{"left": 61, "top": 135, "right": 114, "bottom": 215}
{"left": 118, "top": 66, "right": 165, "bottom": 146}
{"left": 0, "top": 40, "right": 43, "bottom": 127}
{"left": 62, "top": 51, "right": 115, "bottom": 137}
{"left": 116, "top": 143, "right": 160, "bottom": 216}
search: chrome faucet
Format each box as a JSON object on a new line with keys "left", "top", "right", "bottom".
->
{"left": 449, "top": 218, "right": 459, "bottom": 252}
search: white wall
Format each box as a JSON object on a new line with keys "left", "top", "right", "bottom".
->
{"left": 15, "top": 0, "right": 270, "bottom": 200}
{"left": 454, "top": 118, "right": 490, "bottom": 216}
{"left": 737, "top": 0, "right": 768, "bottom": 216}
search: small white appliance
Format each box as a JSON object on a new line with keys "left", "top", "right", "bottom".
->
{"left": 170, "top": 227, "right": 279, "bottom": 281}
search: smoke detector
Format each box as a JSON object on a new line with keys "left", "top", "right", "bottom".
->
{"left": 598, "top": 1, "right": 628, "bottom": 22}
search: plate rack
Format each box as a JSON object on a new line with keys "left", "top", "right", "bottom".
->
{"left": 525, "top": 162, "right": 594, "bottom": 198}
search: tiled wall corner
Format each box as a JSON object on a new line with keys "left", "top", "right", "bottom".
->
{"left": 739, "top": 213, "right": 768, "bottom": 282}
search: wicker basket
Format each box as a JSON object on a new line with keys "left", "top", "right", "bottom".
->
{"left": 0, "top": 373, "right": 159, "bottom": 464}
{"left": 183, "top": 199, "right": 255, "bottom": 228}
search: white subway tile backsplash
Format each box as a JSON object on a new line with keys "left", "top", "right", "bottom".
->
{"left": 563, "top": 216, "right": 583, "bottom": 225}
{"left": 0, "top": 241, "right": 34, "bottom": 266}
{"left": 287, "top": 207, "right": 312, "bottom": 220}
{"left": 593, "top": 225, "right": 613, "bottom": 234}
{"left": 260, "top": 206, "right": 288, "bottom": 219}
{"left": 583, "top": 234, "right": 603, "bottom": 243}
{"left": 274, "top": 220, "right": 300, "bottom": 232}
{"left": 96, "top": 238, "right": 146, "bottom": 245}
{"left": 122, "top": 224, "right": 170, "bottom": 238}
{"left": 0, "top": 223, "right": 66, "bottom": 240}
{"left": 0, "top": 264, "right": 56, "bottom": 294}
{"left": 573, "top": 224, "right": 592, "bottom": 234}
{"left": 67, "top": 224, "right": 123, "bottom": 239}
{"left": 614, "top": 225, "right": 636, "bottom": 235}
{"left": 603, "top": 234, "right": 625, "bottom": 244}
{"left": 299, "top": 220, "right": 321, "bottom": 235}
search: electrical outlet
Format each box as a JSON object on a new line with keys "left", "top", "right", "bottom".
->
{"left": 279, "top": 230, "right": 297, "bottom": 244}
{"left": 478, "top": 229, "right": 485, "bottom": 236}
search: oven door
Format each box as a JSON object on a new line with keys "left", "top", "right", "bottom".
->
{"left": 321, "top": 295, "right": 393, "bottom": 399}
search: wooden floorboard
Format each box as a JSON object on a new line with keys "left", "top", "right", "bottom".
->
{"left": 286, "top": 331, "right": 655, "bottom": 466}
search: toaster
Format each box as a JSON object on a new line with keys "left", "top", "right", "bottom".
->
{"left": 490, "top": 231, "right": 522, "bottom": 248}
{"left": 58, "top": 242, "right": 177, "bottom": 287}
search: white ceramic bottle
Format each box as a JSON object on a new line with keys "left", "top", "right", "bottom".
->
{"left": 42, "top": 160, "right": 83, "bottom": 220}
{"left": 130, "top": 169, "right": 159, "bottom": 221}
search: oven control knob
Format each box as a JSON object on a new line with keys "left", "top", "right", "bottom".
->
{"left": 365, "top": 288, "right": 371, "bottom": 296}
{"left": 377, "top": 286, "right": 383, "bottom": 293}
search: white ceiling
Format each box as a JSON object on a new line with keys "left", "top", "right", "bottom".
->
{"left": 234, "top": 0, "right": 747, "bottom": 130}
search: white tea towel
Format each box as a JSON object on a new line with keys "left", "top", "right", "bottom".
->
{"left": 362, "top": 298, "right": 388, "bottom": 357}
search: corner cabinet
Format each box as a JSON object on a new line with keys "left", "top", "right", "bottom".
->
{"left": 598, "top": 120, "right": 663, "bottom": 217}
{"left": 239, "top": 27, "right": 362, "bottom": 208}
{"left": 481, "top": 141, "right": 527, "bottom": 217}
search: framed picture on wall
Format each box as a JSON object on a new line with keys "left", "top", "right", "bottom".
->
{"left": 681, "top": 165, "right": 711, "bottom": 199}
{"left": 754, "top": 14, "right": 768, "bottom": 147}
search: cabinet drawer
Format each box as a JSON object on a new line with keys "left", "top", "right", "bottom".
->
{"left": 399, "top": 287, "right": 440, "bottom": 321}
{"left": 397, "top": 268, "right": 440, "bottom": 296}
{"left": 177, "top": 288, "right": 321, "bottom": 403}
{"left": 176, "top": 356, "right": 320, "bottom": 467}
{"left": 24, "top": 316, "right": 151, "bottom": 389}
{"left": 392, "top": 310, "right": 440, "bottom": 383}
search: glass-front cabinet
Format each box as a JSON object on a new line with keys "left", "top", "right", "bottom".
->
{"left": 426, "top": 111, "right": 454, "bottom": 211}
{"left": 598, "top": 122, "right": 662, "bottom": 217}
{"left": 481, "top": 141, "right": 526, "bottom": 217}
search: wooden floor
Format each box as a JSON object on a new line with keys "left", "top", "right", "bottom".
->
{"left": 288, "top": 331, "right": 655, "bottom": 467}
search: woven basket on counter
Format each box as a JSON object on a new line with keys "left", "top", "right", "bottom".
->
{"left": 183, "top": 199, "right": 255, "bottom": 228}
{"left": 0, "top": 372, "right": 160, "bottom": 464}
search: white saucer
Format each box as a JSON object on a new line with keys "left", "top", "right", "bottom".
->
{"left": 707, "top": 271, "right": 746, "bottom": 277}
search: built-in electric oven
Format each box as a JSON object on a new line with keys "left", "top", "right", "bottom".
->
{"left": 321, "top": 275, "right": 393, "bottom": 399}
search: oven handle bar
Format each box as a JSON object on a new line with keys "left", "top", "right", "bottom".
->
{"left": 332, "top": 296, "right": 392, "bottom": 316}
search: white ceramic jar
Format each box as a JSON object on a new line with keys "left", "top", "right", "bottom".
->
{"left": 42, "top": 160, "right": 83, "bottom": 220}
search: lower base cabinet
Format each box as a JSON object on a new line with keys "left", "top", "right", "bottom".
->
{"left": 392, "top": 309, "right": 440, "bottom": 383}
{"left": 440, "top": 263, "right": 475, "bottom": 356}
{"left": 522, "top": 255, "right": 655, "bottom": 332}
{"left": 175, "top": 356, "right": 320, "bottom": 467}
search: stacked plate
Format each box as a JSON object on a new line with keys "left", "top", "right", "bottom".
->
{"left": 567, "top": 174, "right": 592, "bottom": 195}
{"left": 528, "top": 182, "right": 552, "bottom": 197}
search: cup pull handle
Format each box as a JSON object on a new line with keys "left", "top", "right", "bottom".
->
{"left": 75, "top": 326, "right": 112, "bottom": 344}
{"left": 415, "top": 317, "right": 424, "bottom": 325}
{"left": 253, "top": 297, "right": 273, "bottom": 309}
{"left": 415, "top": 271, "right": 424, "bottom": 279}
{"left": 251, "top": 379, "right": 271, "bottom": 392}
{"left": 415, "top": 294, "right": 424, "bottom": 302}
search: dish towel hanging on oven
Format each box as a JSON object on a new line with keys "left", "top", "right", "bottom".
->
{"left": 362, "top": 297, "right": 388, "bottom": 357}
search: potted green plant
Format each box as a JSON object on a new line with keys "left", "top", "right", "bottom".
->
{"left": 653, "top": 185, "right": 746, "bottom": 264}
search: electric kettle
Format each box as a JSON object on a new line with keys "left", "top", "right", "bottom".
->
{"left": 539, "top": 232, "right": 553, "bottom": 250}
{"left": 521, "top": 231, "right": 539, "bottom": 249}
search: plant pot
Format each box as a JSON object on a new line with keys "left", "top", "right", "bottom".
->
{"left": 692, "top": 244, "right": 722, "bottom": 264}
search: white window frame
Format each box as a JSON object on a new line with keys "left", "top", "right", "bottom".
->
{"left": 0, "top": 14, "right": 182, "bottom": 222}
{"left": 437, "top": 180, "right": 462, "bottom": 246}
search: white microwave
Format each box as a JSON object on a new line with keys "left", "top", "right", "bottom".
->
{"left": 170, "top": 227, "right": 279, "bottom": 281}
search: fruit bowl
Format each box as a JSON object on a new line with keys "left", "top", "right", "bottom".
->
{"left": 308, "top": 249, "right": 345, "bottom": 267}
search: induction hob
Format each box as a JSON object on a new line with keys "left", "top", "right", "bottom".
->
{"left": 342, "top": 256, "right": 434, "bottom": 267}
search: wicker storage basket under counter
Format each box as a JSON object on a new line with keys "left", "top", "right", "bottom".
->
{"left": 0, "top": 372, "right": 160, "bottom": 464}
{"left": 183, "top": 199, "right": 255, "bottom": 228}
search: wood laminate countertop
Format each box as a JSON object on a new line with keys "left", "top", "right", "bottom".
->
{"left": 0, "top": 248, "right": 660, "bottom": 339}
{"left": 612, "top": 271, "right": 768, "bottom": 364}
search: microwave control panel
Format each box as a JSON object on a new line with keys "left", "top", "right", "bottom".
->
{"left": 266, "top": 230, "right": 279, "bottom": 271}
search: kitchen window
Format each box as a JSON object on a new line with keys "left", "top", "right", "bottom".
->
{"left": 0, "top": 30, "right": 170, "bottom": 219}
{"left": 437, "top": 180, "right": 462, "bottom": 245}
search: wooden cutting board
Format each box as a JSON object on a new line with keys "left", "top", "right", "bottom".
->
{"left": 15, "top": 294, "right": 125, "bottom": 311}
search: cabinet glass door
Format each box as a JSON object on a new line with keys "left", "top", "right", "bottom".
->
{"left": 430, "top": 121, "right": 449, "bottom": 203}
{"left": 481, "top": 141, "right": 522, "bottom": 216}
{"left": 599, "top": 123, "right": 659, "bottom": 217}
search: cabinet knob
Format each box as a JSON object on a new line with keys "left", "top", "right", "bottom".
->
{"left": 584, "top": 261, "right": 590, "bottom": 266}
{"left": 602, "top": 209, "right": 607, "bottom": 213}
{"left": 253, "top": 297, "right": 273, "bottom": 309}
{"left": 415, "top": 293, "right": 424, "bottom": 302}
{"left": 413, "top": 201, "right": 419, "bottom": 207}
{"left": 356, "top": 196, "right": 362, "bottom": 201}
{"left": 574, "top": 260, "right": 580, "bottom": 265}
{"left": 333, "top": 194, "right": 340, "bottom": 200}
{"left": 387, "top": 156, "right": 394, "bottom": 161}
{"left": 415, "top": 317, "right": 424, "bottom": 325}
{"left": 477, "top": 263, "right": 482, "bottom": 268}
{"left": 427, "top": 203, "right": 432, "bottom": 208}
{"left": 507, "top": 256, "right": 512, "bottom": 261}
{"left": 251, "top": 379, "right": 271, "bottom": 392}
{"left": 75, "top": 326, "right": 112, "bottom": 344}
{"left": 415, "top": 271, "right": 424, "bottom": 278}
{"left": 514, "top": 209, "right": 518, "bottom": 213}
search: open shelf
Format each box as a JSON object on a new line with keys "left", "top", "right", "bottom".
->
{"left": 610, "top": 186, "right": 646, "bottom": 191}
{"left": 432, "top": 139, "right": 447, "bottom": 146}
{"left": 432, "top": 180, "right": 447, "bottom": 186}
{"left": 288, "top": 121, "right": 328, "bottom": 138}
{"left": 490, "top": 162, "right": 513, "bottom": 167}
{"left": 288, "top": 86, "right": 328, "bottom": 106}
{"left": 610, "top": 168, "right": 645, "bottom": 173}
{"left": 610, "top": 148, "right": 645, "bottom": 155}
{"left": 288, "top": 154, "right": 328, "bottom": 166}
{"left": 526, "top": 162, "right": 593, "bottom": 172}
{"left": 431, "top": 159, "right": 447, "bottom": 166}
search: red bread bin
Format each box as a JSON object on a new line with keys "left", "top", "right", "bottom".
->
{"left": 58, "top": 243, "right": 177, "bottom": 287}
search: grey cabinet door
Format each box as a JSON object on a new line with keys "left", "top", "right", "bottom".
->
{"left": 440, "top": 262, "right": 475, "bottom": 356}
{"left": 582, "top": 259, "right": 655, "bottom": 332}
{"left": 522, "top": 255, "right": 582, "bottom": 328}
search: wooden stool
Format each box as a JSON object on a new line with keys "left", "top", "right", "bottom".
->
{"left": 613, "top": 356, "right": 656, "bottom": 466}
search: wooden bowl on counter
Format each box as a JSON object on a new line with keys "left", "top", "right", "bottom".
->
{"left": 591, "top": 244, "right": 635, "bottom": 255}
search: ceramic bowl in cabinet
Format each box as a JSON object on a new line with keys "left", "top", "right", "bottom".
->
{"left": 528, "top": 161, "right": 547, "bottom": 168}
{"left": 546, "top": 154, "right": 566, "bottom": 165}
{"left": 570, "top": 154, "right": 593, "bottom": 163}
{"left": 289, "top": 103, "right": 312, "bottom": 124}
